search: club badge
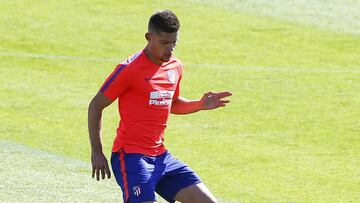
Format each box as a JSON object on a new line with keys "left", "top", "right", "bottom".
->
{"left": 133, "top": 185, "right": 141, "bottom": 197}
{"left": 166, "top": 70, "right": 176, "bottom": 84}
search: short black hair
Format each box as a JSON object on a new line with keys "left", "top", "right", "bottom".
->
{"left": 148, "top": 9, "right": 180, "bottom": 33}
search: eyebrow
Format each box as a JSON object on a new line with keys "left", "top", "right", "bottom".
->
{"left": 160, "top": 40, "right": 177, "bottom": 43}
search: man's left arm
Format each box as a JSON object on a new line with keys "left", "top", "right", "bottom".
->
{"left": 171, "top": 91, "right": 232, "bottom": 115}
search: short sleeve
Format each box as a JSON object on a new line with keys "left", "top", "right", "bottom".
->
{"left": 100, "top": 64, "right": 132, "bottom": 100}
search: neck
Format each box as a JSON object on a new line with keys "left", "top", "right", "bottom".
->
{"left": 144, "top": 45, "right": 162, "bottom": 65}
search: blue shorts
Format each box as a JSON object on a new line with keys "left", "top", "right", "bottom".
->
{"left": 110, "top": 150, "right": 202, "bottom": 203}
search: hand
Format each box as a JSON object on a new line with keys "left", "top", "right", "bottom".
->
{"left": 91, "top": 151, "right": 111, "bottom": 181}
{"left": 200, "top": 91, "right": 232, "bottom": 110}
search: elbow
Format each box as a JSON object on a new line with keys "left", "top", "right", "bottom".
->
{"left": 170, "top": 106, "right": 177, "bottom": 114}
{"left": 170, "top": 106, "right": 185, "bottom": 115}
{"left": 170, "top": 109, "right": 180, "bottom": 115}
{"left": 170, "top": 99, "right": 181, "bottom": 114}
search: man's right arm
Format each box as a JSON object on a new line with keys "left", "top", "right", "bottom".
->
{"left": 88, "top": 91, "right": 114, "bottom": 181}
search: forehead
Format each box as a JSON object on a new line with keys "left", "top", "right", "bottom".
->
{"left": 156, "top": 32, "right": 178, "bottom": 41}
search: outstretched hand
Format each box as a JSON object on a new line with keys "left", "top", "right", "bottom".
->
{"left": 200, "top": 91, "right": 232, "bottom": 110}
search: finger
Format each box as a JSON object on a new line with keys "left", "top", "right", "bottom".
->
{"left": 214, "top": 91, "right": 232, "bottom": 98}
{"left": 105, "top": 164, "right": 111, "bottom": 179}
{"left": 218, "top": 103, "right": 226, "bottom": 107}
{"left": 101, "top": 168, "right": 106, "bottom": 180}
{"left": 212, "top": 103, "right": 225, "bottom": 109}
{"left": 220, "top": 100, "right": 230, "bottom": 103}
{"left": 96, "top": 168, "right": 100, "bottom": 181}
{"left": 92, "top": 167, "right": 95, "bottom": 178}
{"left": 216, "top": 91, "right": 232, "bottom": 99}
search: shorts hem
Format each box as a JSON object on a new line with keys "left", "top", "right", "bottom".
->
{"left": 166, "top": 180, "right": 203, "bottom": 203}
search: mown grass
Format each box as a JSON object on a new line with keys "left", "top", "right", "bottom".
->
{"left": 1, "top": 0, "right": 360, "bottom": 202}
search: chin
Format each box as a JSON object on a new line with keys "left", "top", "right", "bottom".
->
{"left": 161, "top": 57, "right": 171, "bottom": 62}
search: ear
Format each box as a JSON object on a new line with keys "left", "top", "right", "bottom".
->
{"left": 145, "top": 32, "right": 152, "bottom": 42}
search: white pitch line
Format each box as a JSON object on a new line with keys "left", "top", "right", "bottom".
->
{"left": 1, "top": 51, "right": 360, "bottom": 74}
{"left": 190, "top": 63, "right": 360, "bottom": 74}
{"left": 0, "top": 140, "right": 235, "bottom": 203}
{"left": 0, "top": 140, "right": 121, "bottom": 202}
{"left": 190, "top": 0, "right": 360, "bottom": 36}
{"left": 0, "top": 51, "right": 118, "bottom": 62}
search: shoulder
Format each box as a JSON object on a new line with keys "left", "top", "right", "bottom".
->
{"left": 171, "top": 56, "right": 183, "bottom": 67}
{"left": 124, "top": 50, "right": 143, "bottom": 65}
{"left": 170, "top": 56, "right": 184, "bottom": 74}
{"left": 116, "top": 50, "right": 145, "bottom": 72}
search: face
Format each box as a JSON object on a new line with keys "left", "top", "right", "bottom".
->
{"left": 146, "top": 31, "right": 178, "bottom": 63}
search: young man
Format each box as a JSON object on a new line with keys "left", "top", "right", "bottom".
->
{"left": 88, "top": 9, "right": 232, "bottom": 203}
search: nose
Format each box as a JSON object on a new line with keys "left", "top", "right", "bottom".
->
{"left": 167, "top": 44, "right": 175, "bottom": 52}
{"left": 165, "top": 46, "right": 174, "bottom": 55}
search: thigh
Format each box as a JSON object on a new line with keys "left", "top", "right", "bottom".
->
{"left": 174, "top": 183, "right": 217, "bottom": 203}
{"left": 111, "top": 150, "right": 159, "bottom": 203}
{"left": 155, "top": 154, "right": 202, "bottom": 203}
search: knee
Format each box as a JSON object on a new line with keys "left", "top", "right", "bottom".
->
{"left": 182, "top": 196, "right": 217, "bottom": 203}
{"left": 208, "top": 197, "right": 218, "bottom": 203}
{"left": 199, "top": 196, "right": 217, "bottom": 203}
{"left": 183, "top": 198, "right": 217, "bottom": 203}
{"left": 204, "top": 192, "right": 217, "bottom": 203}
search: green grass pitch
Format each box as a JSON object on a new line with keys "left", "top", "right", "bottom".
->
{"left": 1, "top": 0, "right": 360, "bottom": 202}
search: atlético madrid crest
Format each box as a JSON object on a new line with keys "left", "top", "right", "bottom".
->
{"left": 133, "top": 185, "right": 141, "bottom": 197}
{"left": 167, "top": 70, "right": 176, "bottom": 84}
